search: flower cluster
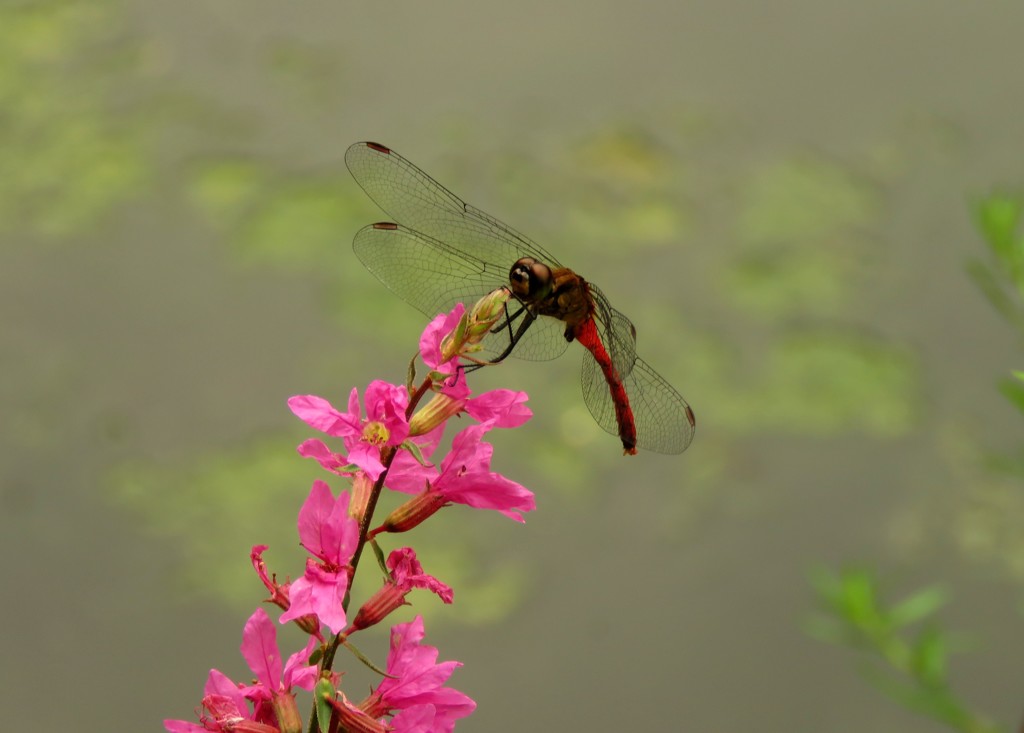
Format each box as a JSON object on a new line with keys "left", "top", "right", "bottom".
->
{"left": 166, "top": 297, "right": 534, "bottom": 733}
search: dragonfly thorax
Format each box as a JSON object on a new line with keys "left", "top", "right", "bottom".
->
{"left": 509, "top": 257, "right": 593, "bottom": 332}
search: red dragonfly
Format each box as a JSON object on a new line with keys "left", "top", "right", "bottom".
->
{"left": 345, "top": 141, "right": 695, "bottom": 455}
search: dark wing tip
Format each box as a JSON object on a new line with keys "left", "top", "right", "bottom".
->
{"left": 365, "top": 141, "right": 391, "bottom": 154}
{"left": 372, "top": 221, "right": 399, "bottom": 230}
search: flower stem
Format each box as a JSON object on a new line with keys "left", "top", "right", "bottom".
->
{"left": 319, "top": 374, "right": 435, "bottom": 675}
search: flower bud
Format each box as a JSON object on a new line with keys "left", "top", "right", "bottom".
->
{"left": 326, "top": 693, "right": 387, "bottom": 733}
{"left": 438, "top": 312, "right": 471, "bottom": 364}
{"left": 348, "top": 583, "right": 407, "bottom": 633}
{"left": 378, "top": 490, "right": 448, "bottom": 534}
{"left": 463, "top": 287, "right": 512, "bottom": 349}
{"left": 349, "top": 472, "right": 374, "bottom": 521}
{"left": 408, "top": 392, "right": 463, "bottom": 436}
{"left": 272, "top": 691, "right": 304, "bottom": 733}
{"left": 438, "top": 288, "right": 512, "bottom": 361}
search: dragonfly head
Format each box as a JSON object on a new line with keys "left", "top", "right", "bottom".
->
{"left": 509, "top": 257, "right": 553, "bottom": 304}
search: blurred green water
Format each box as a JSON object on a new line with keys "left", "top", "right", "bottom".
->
{"left": 3, "top": 2, "right": 1023, "bottom": 732}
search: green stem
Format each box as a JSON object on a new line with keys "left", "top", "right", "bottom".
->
{"left": 317, "top": 374, "right": 435, "bottom": 676}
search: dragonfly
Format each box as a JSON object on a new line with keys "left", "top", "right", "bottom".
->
{"left": 345, "top": 141, "right": 695, "bottom": 455}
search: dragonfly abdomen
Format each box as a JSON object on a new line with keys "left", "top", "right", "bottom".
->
{"left": 574, "top": 317, "right": 638, "bottom": 455}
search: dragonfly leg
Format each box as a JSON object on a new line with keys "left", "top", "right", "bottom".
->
{"left": 461, "top": 303, "right": 537, "bottom": 373}
{"left": 487, "top": 307, "right": 536, "bottom": 365}
{"left": 490, "top": 301, "right": 529, "bottom": 336}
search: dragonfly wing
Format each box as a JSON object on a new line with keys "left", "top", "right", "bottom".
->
{"left": 586, "top": 283, "right": 639, "bottom": 379}
{"left": 581, "top": 351, "right": 695, "bottom": 454}
{"left": 354, "top": 222, "right": 506, "bottom": 317}
{"left": 345, "top": 142, "right": 563, "bottom": 269}
{"left": 346, "top": 142, "right": 466, "bottom": 224}
{"left": 482, "top": 305, "right": 569, "bottom": 362}
{"left": 353, "top": 222, "right": 569, "bottom": 361}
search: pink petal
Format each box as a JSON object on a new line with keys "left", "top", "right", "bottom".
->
{"left": 388, "top": 548, "right": 453, "bottom": 602}
{"left": 441, "top": 467, "right": 535, "bottom": 522}
{"left": 203, "top": 668, "right": 243, "bottom": 701}
{"left": 434, "top": 426, "right": 535, "bottom": 521}
{"left": 437, "top": 369, "right": 470, "bottom": 401}
{"left": 417, "top": 574, "right": 454, "bottom": 604}
{"left": 288, "top": 395, "right": 358, "bottom": 436}
{"left": 279, "top": 573, "right": 316, "bottom": 626}
{"left": 386, "top": 547, "right": 424, "bottom": 578}
{"left": 283, "top": 563, "right": 349, "bottom": 635}
{"left": 306, "top": 565, "right": 350, "bottom": 634}
{"left": 423, "top": 687, "right": 476, "bottom": 726}
{"left": 282, "top": 635, "right": 319, "bottom": 692}
{"left": 240, "top": 608, "right": 282, "bottom": 692}
{"left": 389, "top": 704, "right": 437, "bottom": 733}
{"left": 364, "top": 380, "right": 411, "bottom": 444}
{"left": 465, "top": 389, "right": 531, "bottom": 428}
{"left": 346, "top": 387, "right": 361, "bottom": 419}
{"left": 419, "top": 306, "right": 465, "bottom": 370}
{"left": 347, "top": 442, "right": 387, "bottom": 481}
{"left": 296, "top": 439, "right": 351, "bottom": 473}
{"left": 321, "top": 490, "right": 359, "bottom": 566}
{"left": 377, "top": 616, "right": 474, "bottom": 729}
{"left": 163, "top": 720, "right": 207, "bottom": 733}
{"left": 296, "top": 481, "right": 337, "bottom": 558}
{"left": 384, "top": 427, "right": 445, "bottom": 495}
{"left": 384, "top": 454, "right": 437, "bottom": 495}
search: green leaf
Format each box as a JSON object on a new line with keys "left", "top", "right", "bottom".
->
{"left": 838, "top": 569, "right": 882, "bottom": 628}
{"left": 911, "top": 627, "right": 948, "bottom": 686}
{"left": 974, "top": 194, "right": 1023, "bottom": 263}
{"left": 370, "top": 538, "right": 389, "bottom": 576}
{"left": 314, "top": 677, "right": 334, "bottom": 733}
{"left": 308, "top": 645, "right": 324, "bottom": 665}
{"left": 888, "top": 586, "right": 949, "bottom": 628}
{"left": 998, "top": 375, "right": 1024, "bottom": 415}
{"left": 340, "top": 638, "right": 392, "bottom": 677}
{"left": 863, "top": 664, "right": 972, "bottom": 730}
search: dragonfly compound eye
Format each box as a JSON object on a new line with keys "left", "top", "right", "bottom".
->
{"left": 509, "top": 257, "right": 552, "bottom": 302}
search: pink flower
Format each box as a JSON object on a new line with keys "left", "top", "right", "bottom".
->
{"left": 419, "top": 294, "right": 512, "bottom": 373}
{"left": 409, "top": 301, "right": 532, "bottom": 437}
{"left": 324, "top": 694, "right": 388, "bottom": 733}
{"left": 384, "top": 424, "right": 446, "bottom": 488}
{"left": 164, "top": 609, "right": 317, "bottom": 733}
{"left": 419, "top": 304, "right": 466, "bottom": 373}
{"left": 347, "top": 548, "right": 454, "bottom": 633}
{"left": 382, "top": 423, "right": 536, "bottom": 528}
{"left": 279, "top": 481, "right": 360, "bottom": 634}
{"left": 389, "top": 705, "right": 441, "bottom": 733}
{"left": 323, "top": 698, "right": 443, "bottom": 733}
{"left": 165, "top": 669, "right": 263, "bottom": 733}
{"left": 251, "top": 545, "right": 322, "bottom": 638}
{"left": 407, "top": 374, "right": 531, "bottom": 443}
{"left": 361, "top": 616, "right": 475, "bottom": 733}
{"left": 289, "top": 381, "right": 410, "bottom": 481}
{"left": 239, "top": 606, "right": 319, "bottom": 716}
{"left": 250, "top": 545, "right": 288, "bottom": 609}
{"left": 464, "top": 388, "right": 531, "bottom": 428}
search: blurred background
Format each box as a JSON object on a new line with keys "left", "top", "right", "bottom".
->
{"left": 2, "top": 1, "right": 1023, "bottom": 731}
